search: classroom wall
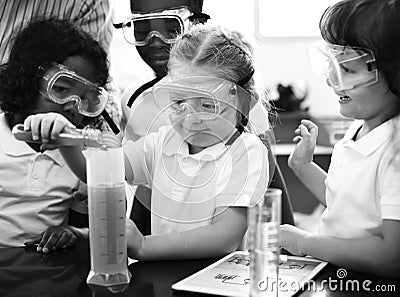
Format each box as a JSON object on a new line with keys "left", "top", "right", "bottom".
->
{"left": 253, "top": 37, "right": 340, "bottom": 117}
{"left": 110, "top": 0, "right": 341, "bottom": 117}
{"left": 202, "top": 0, "right": 340, "bottom": 117}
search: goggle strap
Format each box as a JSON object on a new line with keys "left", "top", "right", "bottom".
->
{"left": 127, "top": 76, "right": 164, "bottom": 108}
{"left": 101, "top": 110, "right": 120, "bottom": 135}
{"left": 367, "top": 60, "right": 376, "bottom": 72}
{"left": 237, "top": 69, "right": 254, "bottom": 87}
{"left": 225, "top": 129, "right": 241, "bottom": 146}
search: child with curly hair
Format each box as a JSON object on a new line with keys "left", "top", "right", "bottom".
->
{"left": 0, "top": 18, "right": 110, "bottom": 251}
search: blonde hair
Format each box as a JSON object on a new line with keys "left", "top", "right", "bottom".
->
{"left": 168, "top": 24, "right": 264, "bottom": 132}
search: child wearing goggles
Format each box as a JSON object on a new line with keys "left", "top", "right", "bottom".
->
{"left": 280, "top": 0, "right": 400, "bottom": 277}
{"left": 24, "top": 24, "right": 271, "bottom": 260}
{"left": 116, "top": 0, "right": 209, "bottom": 134}
{"left": 115, "top": 0, "right": 209, "bottom": 235}
{"left": 39, "top": 63, "right": 109, "bottom": 118}
{"left": 0, "top": 19, "right": 111, "bottom": 251}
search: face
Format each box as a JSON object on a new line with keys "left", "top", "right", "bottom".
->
{"left": 333, "top": 72, "right": 399, "bottom": 128}
{"left": 167, "top": 64, "right": 239, "bottom": 152}
{"left": 131, "top": 0, "right": 198, "bottom": 76}
{"left": 32, "top": 55, "right": 99, "bottom": 126}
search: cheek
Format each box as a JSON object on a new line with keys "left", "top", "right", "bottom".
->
{"left": 136, "top": 46, "right": 149, "bottom": 61}
{"left": 207, "top": 118, "right": 237, "bottom": 137}
{"left": 32, "top": 96, "right": 63, "bottom": 113}
{"left": 168, "top": 113, "right": 183, "bottom": 125}
{"left": 220, "top": 109, "right": 239, "bottom": 127}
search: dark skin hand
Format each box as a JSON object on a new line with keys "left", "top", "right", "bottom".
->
{"left": 24, "top": 225, "right": 79, "bottom": 253}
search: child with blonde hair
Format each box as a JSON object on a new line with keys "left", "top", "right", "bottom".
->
{"left": 22, "top": 24, "right": 271, "bottom": 260}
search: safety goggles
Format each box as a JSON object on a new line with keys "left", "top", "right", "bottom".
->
{"left": 39, "top": 63, "right": 108, "bottom": 117}
{"left": 152, "top": 76, "right": 252, "bottom": 121}
{"left": 308, "top": 41, "right": 378, "bottom": 91}
{"left": 117, "top": 7, "right": 191, "bottom": 46}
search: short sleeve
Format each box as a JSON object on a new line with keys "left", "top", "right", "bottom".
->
{"left": 380, "top": 150, "right": 400, "bottom": 221}
{"left": 215, "top": 134, "right": 269, "bottom": 208}
{"left": 123, "top": 129, "right": 166, "bottom": 186}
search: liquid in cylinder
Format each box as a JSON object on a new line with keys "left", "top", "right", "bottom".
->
{"left": 86, "top": 183, "right": 131, "bottom": 286}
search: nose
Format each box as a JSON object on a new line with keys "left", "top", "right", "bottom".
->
{"left": 62, "top": 101, "right": 79, "bottom": 115}
{"left": 183, "top": 112, "right": 203, "bottom": 124}
{"left": 148, "top": 36, "right": 165, "bottom": 47}
{"left": 146, "top": 32, "right": 169, "bottom": 47}
{"left": 324, "top": 75, "right": 332, "bottom": 87}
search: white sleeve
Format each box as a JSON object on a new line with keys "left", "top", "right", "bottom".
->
{"left": 379, "top": 150, "right": 400, "bottom": 221}
{"left": 123, "top": 128, "right": 167, "bottom": 186}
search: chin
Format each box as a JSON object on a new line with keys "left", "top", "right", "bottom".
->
{"left": 339, "top": 108, "right": 356, "bottom": 120}
{"left": 149, "top": 61, "right": 168, "bottom": 75}
{"left": 186, "top": 134, "right": 220, "bottom": 148}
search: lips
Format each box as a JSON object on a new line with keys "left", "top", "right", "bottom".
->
{"left": 150, "top": 54, "right": 169, "bottom": 60}
{"left": 181, "top": 126, "right": 209, "bottom": 133}
{"left": 184, "top": 128, "right": 208, "bottom": 133}
{"left": 148, "top": 48, "right": 170, "bottom": 60}
{"left": 339, "top": 95, "right": 352, "bottom": 103}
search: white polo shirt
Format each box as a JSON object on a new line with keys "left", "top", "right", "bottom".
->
{"left": 320, "top": 115, "right": 400, "bottom": 238}
{"left": 0, "top": 113, "right": 80, "bottom": 247}
{"left": 124, "top": 126, "right": 269, "bottom": 235}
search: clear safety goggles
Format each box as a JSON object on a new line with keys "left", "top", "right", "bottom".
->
{"left": 39, "top": 63, "right": 108, "bottom": 117}
{"left": 152, "top": 76, "right": 253, "bottom": 121}
{"left": 308, "top": 41, "right": 378, "bottom": 91}
{"left": 119, "top": 7, "right": 191, "bottom": 46}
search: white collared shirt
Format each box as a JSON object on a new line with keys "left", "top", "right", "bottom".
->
{"left": 0, "top": 113, "right": 80, "bottom": 247}
{"left": 320, "top": 115, "right": 400, "bottom": 238}
{"left": 124, "top": 125, "right": 269, "bottom": 235}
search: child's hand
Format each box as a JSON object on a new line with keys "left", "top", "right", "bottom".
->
{"left": 72, "top": 182, "right": 88, "bottom": 201}
{"left": 24, "top": 112, "right": 76, "bottom": 150}
{"left": 24, "top": 225, "right": 78, "bottom": 253}
{"left": 288, "top": 119, "right": 318, "bottom": 169}
{"left": 279, "top": 224, "right": 310, "bottom": 256}
{"left": 126, "top": 218, "right": 144, "bottom": 259}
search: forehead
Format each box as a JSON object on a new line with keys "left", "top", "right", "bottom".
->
{"left": 169, "top": 62, "right": 218, "bottom": 79}
{"left": 131, "top": 0, "right": 196, "bottom": 12}
{"left": 61, "top": 55, "right": 96, "bottom": 81}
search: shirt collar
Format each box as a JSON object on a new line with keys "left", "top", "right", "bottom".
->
{"left": 0, "top": 113, "right": 65, "bottom": 166}
{"left": 161, "top": 125, "right": 230, "bottom": 161}
{"left": 342, "top": 116, "right": 398, "bottom": 156}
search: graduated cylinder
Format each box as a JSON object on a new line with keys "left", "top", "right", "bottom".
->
{"left": 83, "top": 140, "right": 131, "bottom": 289}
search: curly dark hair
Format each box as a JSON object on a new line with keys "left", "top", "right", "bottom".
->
{"left": 0, "top": 18, "right": 109, "bottom": 125}
{"left": 319, "top": 0, "right": 400, "bottom": 97}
